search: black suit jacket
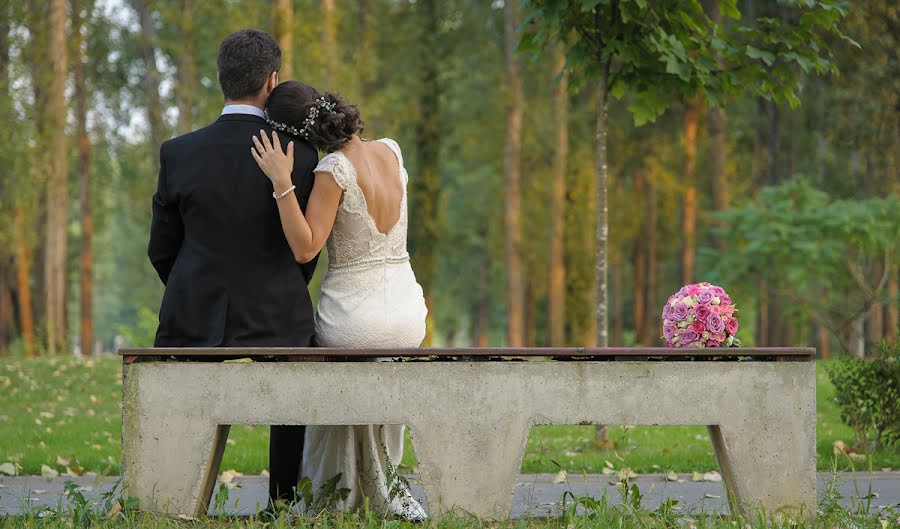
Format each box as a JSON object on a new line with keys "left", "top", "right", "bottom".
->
{"left": 148, "top": 113, "right": 319, "bottom": 347}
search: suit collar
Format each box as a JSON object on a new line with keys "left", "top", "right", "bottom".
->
{"left": 215, "top": 113, "right": 269, "bottom": 126}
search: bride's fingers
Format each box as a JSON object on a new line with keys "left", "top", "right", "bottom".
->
{"left": 260, "top": 129, "right": 273, "bottom": 152}
{"left": 250, "top": 146, "right": 263, "bottom": 165}
{"left": 252, "top": 135, "right": 265, "bottom": 155}
{"left": 271, "top": 131, "right": 282, "bottom": 153}
{"left": 286, "top": 141, "right": 294, "bottom": 161}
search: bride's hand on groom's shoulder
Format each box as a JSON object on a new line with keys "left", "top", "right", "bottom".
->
{"left": 251, "top": 130, "right": 294, "bottom": 191}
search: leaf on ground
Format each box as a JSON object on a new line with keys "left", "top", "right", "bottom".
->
{"left": 692, "top": 471, "right": 703, "bottom": 482}
{"left": 56, "top": 456, "right": 70, "bottom": 467}
{"left": 617, "top": 467, "right": 637, "bottom": 481}
{"left": 833, "top": 440, "right": 850, "bottom": 455}
{"left": 33, "top": 489, "right": 47, "bottom": 494}
{"left": 0, "top": 462, "right": 16, "bottom": 476}
{"left": 107, "top": 501, "right": 122, "bottom": 517}
{"left": 66, "top": 464, "right": 85, "bottom": 476}
{"left": 41, "top": 464, "right": 59, "bottom": 478}
{"left": 601, "top": 467, "right": 616, "bottom": 475}
{"left": 665, "top": 470, "right": 679, "bottom": 482}
{"left": 604, "top": 460, "right": 614, "bottom": 469}
{"left": 552, "top": 470, "right": 567, "bottom": 484}
{"left": 704, "top": 493, "right": 721, "bottom": 499}
{"left": 260, "top": 469, "right": 270, "bottom": 478}
{"left": 220, "top": 469, "right": 243, "bottom": 484}
{"left": 701, "top": 471, "right": 722, "bottom": 482}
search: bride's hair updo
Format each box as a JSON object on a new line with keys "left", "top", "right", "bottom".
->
{"left": 265, "top": 80, "right": 364, "bottom": 153}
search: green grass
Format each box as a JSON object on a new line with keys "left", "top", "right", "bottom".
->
{"left": 1, "top": 356, "right": 898, "bottom": 477}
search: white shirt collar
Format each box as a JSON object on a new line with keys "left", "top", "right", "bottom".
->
{"left": 221, "top": 104, "right": 266, "bottom": 119}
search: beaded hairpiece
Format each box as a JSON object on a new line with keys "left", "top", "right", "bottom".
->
{"left": 265, "top": 96, "right": 337, "bottom": 140}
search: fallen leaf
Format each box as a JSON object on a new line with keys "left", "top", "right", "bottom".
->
{"left": 601, "top": 467, "right": 616, "bottom": 476}
{"left": 849, "top": 453, "right": 867, "bottom": 461}
{"left": 56, "top": 456, "right": 70, "bottom": 467}
{"left": 665, "top": 470, "right": 679, "bottom": 482}
{"left": 41, "top": 464, "right": 59, "bottom": 478}
{"left": 692, "top": 471, "right": 703, "bottom": 482}
{"left": 552, "top": 470, "right": 567, "bottom": 484}
{"left": 701, "top": 471, "right": 722, "bottom": 482}
{"left": 617, "top": 468, "right": 637, "bottom": 481}
{"left": 226, "top": 439, "right": 236, "bottom": 446}
{"left": 604, "top": 460, "right": 614, "bottom": 469}
{"left": 220, "top": 469, "right": 243, "bottom": 484}
{"left": 66, "top": 465, "right": 85, "bottom": 476}
{"left": 703, "top": 493, "right": 721, "bottom": 499}
{"left": 0, "top": 462, "right": 16, "bottom": 476}
{"left": 34, "top": 489, "right": 47, "bottom": 494}
{"left": 107, "top": 501, "right": 122, "bottom": 517}
{"left": 833, "top": 440, "right": 849, "bottom": 456}
{"left": 260, "top": 469, "right": 270, "bottom": 478}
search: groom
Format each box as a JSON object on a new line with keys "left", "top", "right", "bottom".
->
{"left": 147, "top": 29, "right": 319, "bottom": 507}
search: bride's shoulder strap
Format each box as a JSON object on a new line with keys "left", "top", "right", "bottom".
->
{"left": 313, "top": 152, "right": 352, "bottom": 190}
{"left": 379, "top": 138, "right": 403, "bottom": 169}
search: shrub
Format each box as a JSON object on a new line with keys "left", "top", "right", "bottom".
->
{"left": 825, "top": 337, "right": 899, "bottom": 450}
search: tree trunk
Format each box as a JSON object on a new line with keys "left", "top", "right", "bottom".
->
{"left": 273, "top": 0, "right": 294, "bottom": 80}
{"left": 74, "top": 0, "right": 93, "bottom": 356}
{"left": 756, "top": 278, "right": 768, "bottom": 347}
{"left": 632, "top": 170, "right": 646, "bottom": 345}
{"left": 887, "top": 265, "right": 898, "bottom": 341}
{"left": 321, "top": 0, "right": 337, "bottom": 89}
{"left": 503, "top": 0, "right": 524, "bottom": 347}
{"left": 176, "top": 0, "right": 195, "bottom": 135}
{"left": 595, "top": 70, "right": 609, "bottom": 348}
{"left": 44, "top": 0, "right": 68, "bottom": 354}
{"left": 681, "top": 98, "right": 699, "bottom": 285}
{"left": 357, "top": 0, "right": 374, "bottom": 102}
{"left": 818, "top": 323, "right": 830, "bottom": 360}
{"left": 867, "top": 259, "right": 884, "bottom": 348}
{"left": 645, "top": 169, "right": 658, "bottom": 344}
{"left": 14, "top": 208, "right": 36, "bottom": 357}
{"left": 133, "top": 0, "right": 164, "bottom": 153}
{"left": 610, "top": 263, "right": 623, "bottom": 346}
{"left": 474, "top": 261, "right": 490, "bottom": 347}
{"left": 548, "top": 47, "right": 568, "bottom": 347}
{"left": 0, "top": 268, "right": 11, "bottom": 353}
{"left": 411, "top": 0, "right": 440, "bottom": 344}
{"left": 709, "top": 105, "right": 728, "bottom": 242}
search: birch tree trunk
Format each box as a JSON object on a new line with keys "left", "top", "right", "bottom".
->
{"left": 133, "top": 0, "right": 164, "bottom": 154}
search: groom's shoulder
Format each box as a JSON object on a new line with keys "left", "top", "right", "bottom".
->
{"left": 160, "top": 121, "right": 229, "bottom": 158}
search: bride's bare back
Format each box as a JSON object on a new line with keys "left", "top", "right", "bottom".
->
{"left": 340, "top": 138, "right": 403, "bottom": 235}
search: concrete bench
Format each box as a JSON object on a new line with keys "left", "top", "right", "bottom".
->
{"left": 119, "top": 347, "right": 815, "bottom": 518}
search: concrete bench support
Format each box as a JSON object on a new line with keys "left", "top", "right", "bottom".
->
{"left": 122, "top": 357, "right": 815, "bottom": 518}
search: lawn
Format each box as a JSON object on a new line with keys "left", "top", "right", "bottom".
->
{"left": 1, "top": 356, "right": 897, "bottom": 478}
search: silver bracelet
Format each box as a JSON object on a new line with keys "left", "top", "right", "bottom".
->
{"left": 273, "top": 185, "right": 296, "bottom": 200}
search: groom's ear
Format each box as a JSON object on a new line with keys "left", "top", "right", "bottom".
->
{"left": 264, "top": 71, "right": 279, "bottom": 96}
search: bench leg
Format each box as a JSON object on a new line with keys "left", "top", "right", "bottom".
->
{"left": 409, "top": 419, "right": 528, "bottom": 519}
{"left": 709, "top": 414, "right": 816, "bottom": 518}
{"left": 123, "top": 412, "right": 230, "bottom": 517}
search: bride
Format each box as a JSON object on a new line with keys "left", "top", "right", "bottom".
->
{"left": 250, "top": 80, "right": 428, "bottom": 521}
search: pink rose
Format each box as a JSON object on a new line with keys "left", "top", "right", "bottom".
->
{"left": 706, "top": 313, "right": 726, "bottom": 334}
{"left": 726, "top": 317, "right": 739, "bottom": 335}
{"left": 663, "top": 323, "right": 676, "bottom": 341}
{"left": 695, "top": 304, "right": 712, "bottom": 321}
{"left": 706, "top": 340, "right": 720, "bottom": 348}
{"left": 662, "top": 303, "right": 675, "bottom": 321}
{"left": 711, "top": 286, "right": 726, "bottom": 297}
{"left": 673, "top": 303, "right": 690, "bottom": 320}
{"left": 681, "top": 329, "right": 700, "bottom": 346}
{"left": 688, "top": 285, "right": 701, "bottom": 295}
{"left": 724, "top": 305, "right": 735, "bottom": 317}
{"left": 697, "top": 290, "right": 714, "bottom": 304}
{"left": 690, "top": 321, "right": 706, "bottom": 333}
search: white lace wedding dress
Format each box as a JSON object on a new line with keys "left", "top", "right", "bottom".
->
{"left": 302, "top": 138, "right": 428, "bottom": 519}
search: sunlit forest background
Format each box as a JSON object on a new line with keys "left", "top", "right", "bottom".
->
{"left": 0, "top": 0, "right": 896, "bottom": 359}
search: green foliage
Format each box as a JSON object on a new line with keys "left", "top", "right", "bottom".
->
{"left": 520, "top": 0, "right": 850, "bottom": 124}
{"left": 713, "top": 178, "right": 899, "bottom": 348}
{"left": 825, "top": 338, "right": 900, "bottom": 450}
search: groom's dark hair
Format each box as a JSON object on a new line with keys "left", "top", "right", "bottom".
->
{"left": 217, "top": 29, "right": 281, "bottom": 100}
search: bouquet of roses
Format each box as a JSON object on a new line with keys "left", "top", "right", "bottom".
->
{"left": 662, "top": 282, "right": 741, "bottom": 348}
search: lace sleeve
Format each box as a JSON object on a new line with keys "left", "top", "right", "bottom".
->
{"left": 314, "top": 153, "right": 352, "bottom": 190}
